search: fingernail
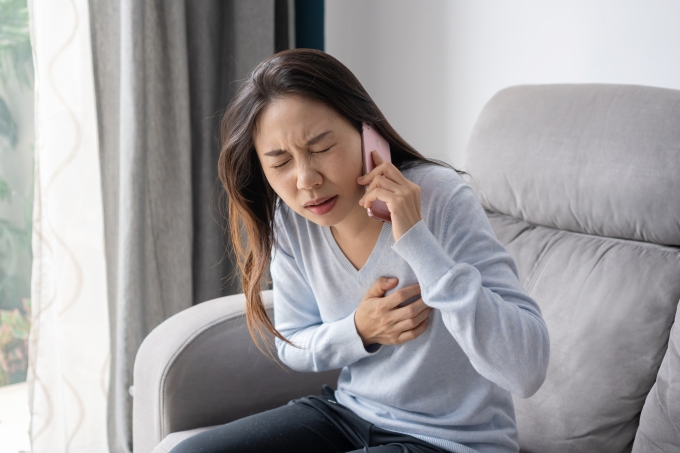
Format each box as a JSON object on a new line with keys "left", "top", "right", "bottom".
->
{"left": 388, "top": 277, "right": 397, "bottom": 282}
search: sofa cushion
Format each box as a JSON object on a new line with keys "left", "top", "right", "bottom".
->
{"left": 633, "top": 302, "right": 680, "bottom": 452}
{"left": 152, "top": 426, "right": 218, "bottom": 453}
{"left": 486, "top": 211, "right": 680, "bottom": 453}
{"left": 465, "top": 84, "right": 680, "bottom": 246}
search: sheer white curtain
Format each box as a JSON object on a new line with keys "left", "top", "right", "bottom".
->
{"left": 28, "top": 0, "right": 110, "bottom": 451}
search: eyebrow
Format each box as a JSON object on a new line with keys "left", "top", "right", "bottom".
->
{"left": 263, "top": 130, "right": 332, "bottom": 157}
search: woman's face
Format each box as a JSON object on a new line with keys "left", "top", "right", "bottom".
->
{"left": 253, "top": 95, "right": 365, "bottom": 228}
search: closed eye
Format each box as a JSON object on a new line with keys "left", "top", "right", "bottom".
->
{"left": 272, "top": 146, "right": 333, "bottom": 169}
{"left": 273, "top": 160, "right": 290, "bottom": 169}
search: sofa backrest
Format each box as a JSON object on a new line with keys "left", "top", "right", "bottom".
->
{"left": 463, "top": 84, "right": 680, "bottom": 452}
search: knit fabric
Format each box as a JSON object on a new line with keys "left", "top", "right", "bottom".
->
{"left": 271, "top": 164, "right": 550, "bottom": 453}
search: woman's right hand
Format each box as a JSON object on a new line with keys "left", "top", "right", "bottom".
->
{"left": 354, "top": 277, "right": 432, "bottom": 346}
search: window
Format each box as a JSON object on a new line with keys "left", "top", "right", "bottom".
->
{"left": 0, "top": 0, "right": 34, "bottom": 450}
{"left": 0, "top": 0, "right": 33, "bottom": 389}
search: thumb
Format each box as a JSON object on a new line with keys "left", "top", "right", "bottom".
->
{"left": 366, "top": 277, "right": 397, "bottom": 299}
{"left": 379, "top": 276, "right": 399, "bottom": 292}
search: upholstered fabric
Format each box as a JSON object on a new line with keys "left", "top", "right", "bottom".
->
{"left": 132, "top": 291, "right": 341, "bottom": 453}
{"left": 487, "top": 211, "right": 680, "bottom": 452}
{"left": 633, "top": 302, "right": 680, "bottom": 452}
{"left": 134, "top": 84, "right": 680, "bottom": 453}
{"left": 464, "top": 84, "right": 680, "bottom": 452}
{"left": 151, "top": 426, "right": 218, "bottom": 453}
{"left": 465, "top": 84, "right": 680, "bottom": 247}
{"left": 271, "top": 164, "right": 549, "bottom": 453}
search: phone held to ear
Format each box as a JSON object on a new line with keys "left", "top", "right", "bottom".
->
{"left": 361, "top": 123, "right": 392, "bottom": 223}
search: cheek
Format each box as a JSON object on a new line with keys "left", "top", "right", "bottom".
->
{"left": 328, "top": 147, "right": 363, "bottom": 181}
{"left": 265, "top": 171, "right": 296, "bottom": 201}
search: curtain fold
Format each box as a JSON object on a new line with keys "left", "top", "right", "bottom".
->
{"left": 28, "top": 0, "right": 110, "bottom": 451}
{"left": 88, "top": 1, "right": 275, "bottom": 451}
{"left": 28, "top": 0, "right": 278, "bottom": 450}
{"left": 187, "top": 1, "right": 276, "bottom": 304}
{"left": 89, "top": 2, "right": 193, "bottom": 452}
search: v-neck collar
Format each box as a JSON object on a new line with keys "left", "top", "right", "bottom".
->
{"left": 322, "top": 221, "right": 393, "bottom": 282}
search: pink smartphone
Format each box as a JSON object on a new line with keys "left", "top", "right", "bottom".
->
{"left": 361, "top": 123, "right": 392, "bottom": 223}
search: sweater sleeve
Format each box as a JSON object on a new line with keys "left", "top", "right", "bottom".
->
{"left": 392, "top": 186, "right": 550, "bottom": 398}
{"left": 271, "top": 220, "right": 381, "bottom": 372}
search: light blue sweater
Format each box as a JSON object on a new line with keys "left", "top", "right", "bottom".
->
{"left": 271, "top": 164, "right": 550, "bottom": 453}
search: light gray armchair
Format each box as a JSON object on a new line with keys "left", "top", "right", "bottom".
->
{"left": 133, "top": 84, "right": 680, "bottom": 453}
{"left": 133, "top": 290, "right": 341, "bottom": 453}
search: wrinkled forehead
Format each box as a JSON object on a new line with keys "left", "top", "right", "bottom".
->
{"left": 253, "top": 95, "right": 341, "bottom": 153}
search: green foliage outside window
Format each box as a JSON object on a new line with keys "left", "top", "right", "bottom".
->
{"left": 0, "top": 297, "right": 29, "bottom": 385}
{"left": 0, "top": 0, "right": 33, "bottom": 386}
{"left": 0, "top": 0, "right": 33, "bottom": 87}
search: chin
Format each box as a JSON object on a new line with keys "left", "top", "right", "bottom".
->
{"left": 301, "top": 204, "right": 350, "bottom": 227}
{"left": 304, "top": 212, "right": 343, "bottom": 227}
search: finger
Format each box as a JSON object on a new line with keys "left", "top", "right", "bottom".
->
{"left": 396, "top": 317, "right": 430, "bottom": 344}
{"left": 361, "top": 187, "right": 397, "bottom": 210}
{"left": 360, "top": 175, "right": 403, "bottom": 206}
{"left": 389, "top": 299, "right": 428, "bottom": 325}
{"left": 386, "top": 283, "right": 421, "bottom": 309}
{"left": 393, "top": 304, "right": 432, "bottom": 331}
{"left": 357, "top": 160, "right": 401, "bottom": 186}
{"left": 371, "top": 150, "right": 384, "bottom": 166}
{"left": 380, "top": 277, "right": 399, "bottom": 291}
{"left": 365, "top": 276, "right": 398, "bottom": 299}
{"left": 367, "top": 161, "right": 398, "bottom": 182}
{"left": 364, "top": 174, "right": 403, "bottom": 198}
{"left": 395, "top": 298, "right": 429, "bottom": 317}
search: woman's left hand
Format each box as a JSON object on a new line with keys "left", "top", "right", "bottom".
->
{"left": 357, "top": 151, "right": 422, "bottom": 242}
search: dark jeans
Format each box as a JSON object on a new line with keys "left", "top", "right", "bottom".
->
{"left": 169, "top": 385, "right": 446, "bottom": 453}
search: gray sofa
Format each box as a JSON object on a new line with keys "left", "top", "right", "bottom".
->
{"left": 133, "top": 84, "right": 680, "bottom": 453}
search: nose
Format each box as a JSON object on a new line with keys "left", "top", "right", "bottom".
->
{"left": 296, "top": 160, "right": 323, "bottom": 190}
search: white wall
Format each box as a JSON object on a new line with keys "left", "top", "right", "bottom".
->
{"left": 325, "top": 0, "right": 452, "bottom": 163}
{"left": 326, "top": 0, "right": 680, "bottom": 168}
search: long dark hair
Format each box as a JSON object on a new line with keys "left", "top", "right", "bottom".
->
{"left": 218, "top": 49, "right": 466, "bottom": 355}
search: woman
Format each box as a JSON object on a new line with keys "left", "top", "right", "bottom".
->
{"left": 171, "top": 49, "right": 549, "bottom": 453}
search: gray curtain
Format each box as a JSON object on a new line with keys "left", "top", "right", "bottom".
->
{"left": 88, "top": 1, "right": 275, "bottom": 451}
{"left": 187, "top": 2, "right": 277, "bottom": 304}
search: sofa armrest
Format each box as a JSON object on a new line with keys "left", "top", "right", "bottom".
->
{"left": 132, "top": 290, "right": 342, "bottom": 453}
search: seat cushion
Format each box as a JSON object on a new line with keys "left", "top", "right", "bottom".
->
{"left": 152, "top": 426, "right": 219, "bottom": 453}
{"left": 486, "top": 211, "right": 680, "bottom": 453}
{"left": 633, "top": 304, "right": 680, "bottom": 452}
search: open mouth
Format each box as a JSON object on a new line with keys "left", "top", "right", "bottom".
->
{"left": 305, "top": 196, "right": 338, "bottom": 215}
{"left": 307, "top": 197, "right": 333, "bottom": 206}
